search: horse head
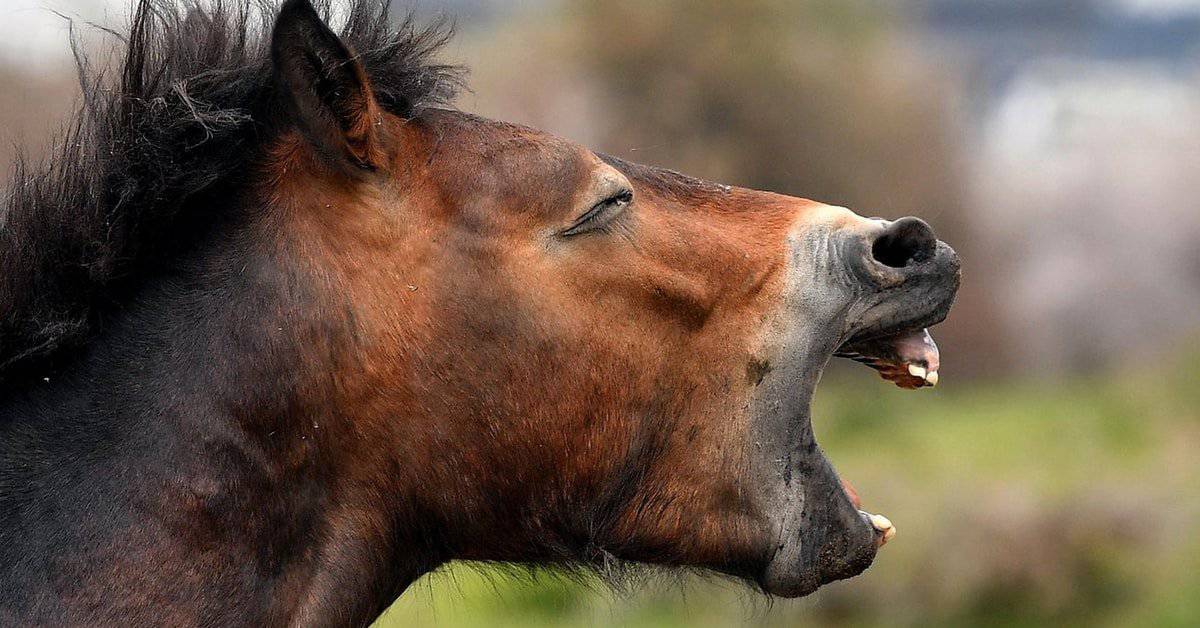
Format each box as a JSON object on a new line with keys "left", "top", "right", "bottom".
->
{"left": 264, "top": 0, "right": 959, "bottom": 598}
{"left": 0, "top": 0, "right": 960, "bottom": 621}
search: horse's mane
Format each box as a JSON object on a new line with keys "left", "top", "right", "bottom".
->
{"left": 0, "top": 0, "right": 462, "bottom": 381}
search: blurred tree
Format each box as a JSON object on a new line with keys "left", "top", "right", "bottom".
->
{"left": 0, "top": 67, "right": 78, "bottom": 184}
{"left": 565, "top": 0, "right": 963, "bottom": 225}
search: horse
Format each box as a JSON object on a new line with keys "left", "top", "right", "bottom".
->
{"left": 0, "top": 0, "right": 960, "bottom": 625}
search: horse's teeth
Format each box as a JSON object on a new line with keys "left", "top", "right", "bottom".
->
{"left": 907, "top": 364, "right": 926, "bottom": 379}
{"left": 868, "top": 513, "right": 897, "bottom": 543}
{"left": 926, "top": 370, "right": 939, "bottom": 386}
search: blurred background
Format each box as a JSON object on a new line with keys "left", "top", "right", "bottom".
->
{"left": 2, "top": 0, "right": 1198, "bottom": 625}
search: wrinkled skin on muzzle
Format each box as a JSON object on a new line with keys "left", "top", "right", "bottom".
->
{"left": 750, "top": 210, "right": 960, "bottom": 595}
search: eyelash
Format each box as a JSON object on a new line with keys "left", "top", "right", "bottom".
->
{"left": 562, "top": 190, "right": 633, "bottom": 237}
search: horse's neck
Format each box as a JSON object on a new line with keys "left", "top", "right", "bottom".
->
{"left": 0, "top": 264, "right": 424, "bottom": 624}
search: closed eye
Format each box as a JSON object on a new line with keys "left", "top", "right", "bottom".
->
{"left": 562, "top": 190, "right": 633, "bottom": 237}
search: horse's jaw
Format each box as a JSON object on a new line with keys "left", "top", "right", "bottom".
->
{"left": 746, "top": 350, "right": 886, "bottom": 597}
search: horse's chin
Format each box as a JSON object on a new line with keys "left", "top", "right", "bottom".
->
{"left": 759, "top": 518, "right": 879, "bottom": 598}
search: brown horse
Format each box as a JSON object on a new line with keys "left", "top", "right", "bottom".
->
{"left": 0, "top": 0, "right": 959, "bottom": 625}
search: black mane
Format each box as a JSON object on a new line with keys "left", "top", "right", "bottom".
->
{"left": 0, "top": 0, "right": 462, "bottom": 382}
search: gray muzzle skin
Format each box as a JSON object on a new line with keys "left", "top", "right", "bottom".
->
{"left": 750, "top": 211, "right": 960, "bottom": 597}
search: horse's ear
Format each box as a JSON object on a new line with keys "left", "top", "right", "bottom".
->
{"left": 271, "top": 0, "right": 382, "bottom": 170}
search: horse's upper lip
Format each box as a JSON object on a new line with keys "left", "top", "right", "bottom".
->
{"left": 837, "top": 239, "right": 960, "bottom": 389}
{"left": 836, "top": 327, "right": 941, "bottom": 388}
{"left": 834, "top": 289, "right": 951, "bottom": 389}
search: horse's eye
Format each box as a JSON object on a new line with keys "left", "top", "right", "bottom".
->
{"left": 562, "top": 190, "right": 633, "bottom": 237}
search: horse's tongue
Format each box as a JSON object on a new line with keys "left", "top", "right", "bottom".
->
{"left": 840, "top": 328, "right": 941, "bottom": 389}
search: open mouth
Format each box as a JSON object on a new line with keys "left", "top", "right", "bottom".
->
{"left": 831, "top": 324, "right": 946, "bottom": 548}
{"left": 758, "top": 219, "right": 959, "bottom": 596}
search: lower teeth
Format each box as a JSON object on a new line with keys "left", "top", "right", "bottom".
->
{"left": 862, "top": 511, "right": 897, "bottom": 544}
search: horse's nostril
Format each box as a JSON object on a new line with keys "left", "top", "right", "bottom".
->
{"left": 871, "top": 217, "right": 937, "bottom": 268}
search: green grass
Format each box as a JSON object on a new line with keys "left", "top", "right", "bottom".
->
{"left": 376, "top": 350, "right": 1200, "bottom": 627}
